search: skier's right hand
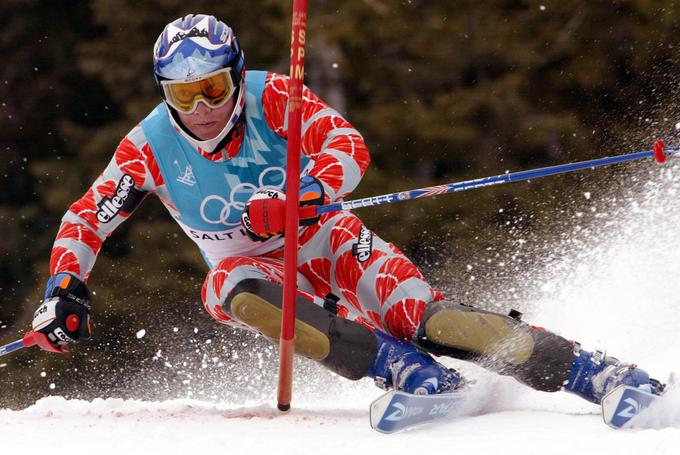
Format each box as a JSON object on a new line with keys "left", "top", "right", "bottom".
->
{"left": 241, "top": 176, "right": 325, "bottom": 242}
{"left": 241, "top": 188, "right": 287, "bottom": 242}
{"left": 32, "top": 273, "right": 92, "bottom": 352}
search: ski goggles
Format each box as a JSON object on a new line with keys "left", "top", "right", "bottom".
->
{"left": 160, "top": 68, "right": 236, "bottom": 114}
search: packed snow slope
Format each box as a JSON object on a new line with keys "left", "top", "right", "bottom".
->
{"left": 3, "top": 160, "right": 680, "bottom": 454}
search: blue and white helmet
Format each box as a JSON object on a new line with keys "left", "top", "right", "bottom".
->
{"left": 153, "top": 14, "right": 246, "bottom": 152}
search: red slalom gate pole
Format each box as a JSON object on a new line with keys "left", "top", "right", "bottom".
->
{"left": 278, "top": 0, "right": 308, "bottom": 412}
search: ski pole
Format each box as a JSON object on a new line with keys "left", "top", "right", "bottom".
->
{"left": 0, "top": 331, "right": 64, "bottom": 357}
{"left": 300, "top": 141, "right": 677, "bottom": 218}
{"left": 0, "top": 338, "right": 27, "bottom": 357}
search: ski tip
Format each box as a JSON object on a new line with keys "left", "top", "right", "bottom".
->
{"left": 369, "top": 391, "right": 395, "bottom": 432}
{"left": 601, "top": 386, "right": 627, "bottom": 428}
{"left": 601, "top": 385, "right": 659, "bottom": 429}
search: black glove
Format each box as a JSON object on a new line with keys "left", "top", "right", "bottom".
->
{"left": 32, "top": 273, "right": 92, "bottom": 351}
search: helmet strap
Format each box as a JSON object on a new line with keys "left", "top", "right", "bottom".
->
{"left": 209, "top": 113, "right": 245, "bottom": 155}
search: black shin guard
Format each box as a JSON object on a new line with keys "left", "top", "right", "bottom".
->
{"left": 223, "top": 279, "right": 377, "bottom": 380}
{"left": 415, "top": 302, "right": 574, "bottom": 391}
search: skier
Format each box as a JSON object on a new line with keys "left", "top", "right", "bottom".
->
{"left": 32, "top": 14, "right": 662, "bottom": 404}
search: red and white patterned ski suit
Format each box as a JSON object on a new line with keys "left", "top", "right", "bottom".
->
{"left": 50, "top": 72, "right": 443, "bottom": 340}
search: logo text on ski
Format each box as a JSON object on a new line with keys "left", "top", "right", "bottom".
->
{"left": 617, "top": 397, "right": 641, "bottom": 419}
{"left": 384, "top": 403, "right": 424, "bottom": 422}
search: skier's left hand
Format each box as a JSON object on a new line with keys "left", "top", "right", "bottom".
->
{"left": 32, "top": 273, "right": 92, "bottom": 352}
{"left": 241, "top": 176, "right": 325, "bottom": 242}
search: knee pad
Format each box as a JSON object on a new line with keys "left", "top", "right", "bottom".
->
{"left": 417, "top": 303, "right": 535, "bottom": 364}
{"left": 415, "top": 302, "right": 574, "bottom": 391}
{"left": 224, "top": 279, "right": 377, "bottom": 380}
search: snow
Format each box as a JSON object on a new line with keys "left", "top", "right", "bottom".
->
{"left": 3, "top": 164, "right": 680, "bottom": 453}
{"left": 3, "top": 387, "right": 680, "bottom": 453}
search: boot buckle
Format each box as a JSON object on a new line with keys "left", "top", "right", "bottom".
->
{"left": 374, "top": 376, "right": 390, "bottom": 390}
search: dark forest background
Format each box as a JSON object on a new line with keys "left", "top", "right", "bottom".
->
{"left": 0, "top": 0, "right": 678, "bottom": 408}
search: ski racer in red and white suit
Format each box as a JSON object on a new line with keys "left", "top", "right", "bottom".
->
{"left": 50, "top": 71, "right": 437, "bottom": 340}
{"left": 34, "top": 14, "right": 662, "bottom": 404}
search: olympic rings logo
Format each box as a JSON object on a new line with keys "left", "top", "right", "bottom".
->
{"left": 199, "top": 166, "right": 286, "bottom": 226}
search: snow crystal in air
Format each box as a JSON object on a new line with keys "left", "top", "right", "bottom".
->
{"left": 136, "top": 329, "right": 146, "bottom": 339}
{"left": 584, "top": 192, "right": 591, "bottom": 200}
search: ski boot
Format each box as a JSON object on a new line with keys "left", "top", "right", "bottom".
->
{"left": 563, "top": 344, "right": 664, "bottom": 404}
{"left": 367, "top": 330, "right": 464, "bottom": 395}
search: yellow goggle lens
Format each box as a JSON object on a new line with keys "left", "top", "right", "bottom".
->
{"left": 162, "top": 69, "right": 235, "bottom": 113}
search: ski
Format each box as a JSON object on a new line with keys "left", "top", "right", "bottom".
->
{"left": 601, "top": 385, "right": 660, "bottom": 429}
{"left": 369, "top": 390, "right": 469, "bottom": 433}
